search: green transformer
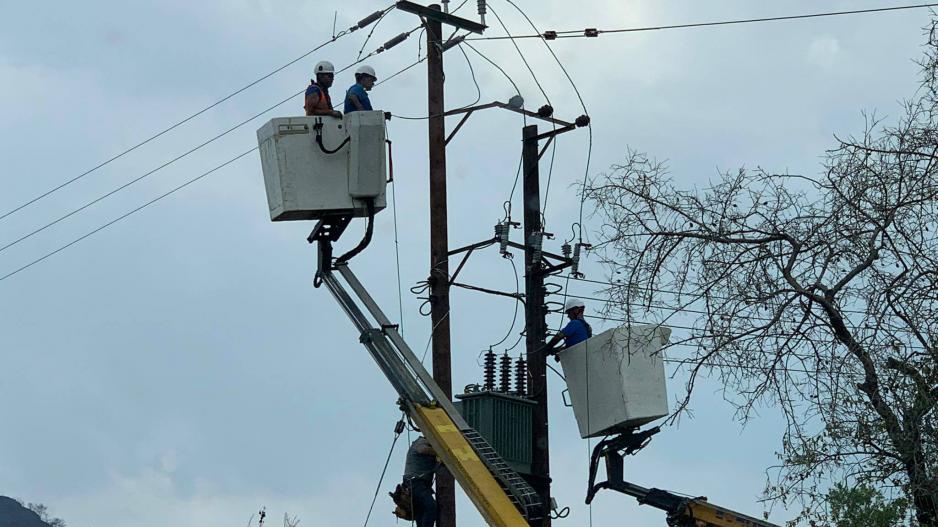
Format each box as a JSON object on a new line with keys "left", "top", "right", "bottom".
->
{"left": 455, "top": 391, "right": 535, "bottom": 475}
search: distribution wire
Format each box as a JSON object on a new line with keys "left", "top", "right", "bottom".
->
{"left": 0, "top": 27, "right": 423, "bottom": 257}
{"left": 466, "top": 3, "right": 938, "bottom": 41}
{"left": 487, "top": 2, "right": 559, "bottom": 220}
{"left": 387, "top": 124, "right": 406, "bottom": 336}
{"left": 0, "top": 50, "right": 436, "bottom": 285}
{"left": 456, "top": 41, "right": 529, "bottom": 217}
{"left": 566, "top": 275, "right": 898, "bottom": 318}
{"left": 0, "top": 147, "right": 258, "bottom": 283}
{"left": 501, "top": 0, "right": 589, "bottom": 225}
{"left": 362, "top": 415, "right": 406, "bottom": 527}
{"left": 486, "top": 3, "right": 552, "bottom": 107}
{"left": 392, "top": 32, "right": 483, "bottom": 119}
{"left": 0, "top": 4, "right": 395, "bottom": 223}
{"left": 488, "top": 256, "right": 522, "bottom": 349}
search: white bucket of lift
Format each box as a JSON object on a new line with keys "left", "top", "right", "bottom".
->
{"left": 256, "top": 111, "right": 387, "bottom": 221}
{"left": 558, "top": 324, "right": 670, "bottom": 439}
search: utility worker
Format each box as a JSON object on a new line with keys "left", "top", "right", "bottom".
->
{"left": 345, "top": 65, "right": 377, "bottom": 114}
{"left": 402, "top": 435, "right": 438, "bottom": 527}
{"left": 304, "top": 60, "right": 342, "bottom": 118}
{"left": 546, "top": 298, "right": 592, "bottom": 353}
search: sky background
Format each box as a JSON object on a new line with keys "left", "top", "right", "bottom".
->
{"left": 0, "top": 1, "right": 932, "bottom": 526}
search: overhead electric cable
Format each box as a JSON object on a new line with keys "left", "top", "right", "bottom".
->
{"left": 488, "top": 257, "right": 523, "bottom": 349}
{"left": 567, "top": 275, "right": 892, "bottom": 317}
{"left": 466, "top": 3, "right": 938, "bottom": 41}
{"left": 0, "top": 5, "right": 394, "bottom": 222}
{"left": 0, "top": 30, "right": 441, "bottom": 285}
{"left": 0, "top": 93, "right": 297, "bottom": 255}
{"left": 392, "top": 34, "right": 483, "bottom": 119}
{"left": 487, "top": 3, "right": 551, "bottom": 106}
{"left": 500, "top": 0, "right": 587, "bottom": 224}
{"left": 0, "top": 147, "right": 257, "bottom": 284}
{"left": 0, "top": 28, "right": 422, "bottom": 256}
{"left": 362, "top": 417, "right": 405, "bottom": 527}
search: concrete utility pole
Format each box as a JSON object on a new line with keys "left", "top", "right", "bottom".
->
{"left": 522, "top": 123, "right": 551, "bottom": 527}
{"left": 426, "top": 5, "right": 456, "bottom": 527}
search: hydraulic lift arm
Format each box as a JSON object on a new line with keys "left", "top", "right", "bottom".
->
{"left": 587, "top": 431, "right": 781, "bottom": 527}
{"left": 310, "top": 217, "right": 542, "bottom": 527}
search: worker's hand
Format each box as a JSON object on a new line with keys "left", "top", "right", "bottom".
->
{"left": 331, "top": 110, "right": 343, "bottom": 118}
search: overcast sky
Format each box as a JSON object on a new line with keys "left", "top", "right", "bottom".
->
{"left": 0, "top": 1, "right": 932, "bottom": 526}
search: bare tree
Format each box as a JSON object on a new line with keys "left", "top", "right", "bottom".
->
{"left": 582, "top": 21, "right": 938, "bottom": 526}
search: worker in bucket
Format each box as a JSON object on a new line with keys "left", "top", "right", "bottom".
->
{"left": 391, "top": 435, "right": 438, "bottom": 527}
{"left": 304, "top": 60, "right": 342, "bottom": 118}
{"left": 546, "top": 297, "right": 593, "bottom": 354}
{"left": 344, "top": 65, "right": 377, "bottom": 114}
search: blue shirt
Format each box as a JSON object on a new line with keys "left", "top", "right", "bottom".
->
{"left": 344, "top": 83, "right": 373, "bottom": 113}
{"left": 561, "top": 319, "right": 591, "bottom": 347}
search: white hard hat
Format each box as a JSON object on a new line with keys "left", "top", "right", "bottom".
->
{"left": 314, "top": 60, "right": 336, "bottom": 74}
{"left": 564, "top": 298, "right": 585, "bottom": 312}
{"left": 356, "top": 65, "right": 377, "bottom": 79}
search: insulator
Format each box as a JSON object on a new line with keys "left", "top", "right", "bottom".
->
{"left": 355, "top": 10, "right": 384, "bottom": 29}
{"left": 379, "top": 32, "right": 409, "bottom": 53}
{"left": 499, "top": 353, "right": 511, "bottom": 393}
{"left": 483, "top": 349, "right": 496, "bottom": 391}
{"left": 530, "top": 231, "right": 544, "bottom": 267}
{"left": 441, "top": 34, "right": 466, "bottom": 52}
{"left": 495, "top": 222, "right": 510, "bottom": 257}
{"left": 515, "top": 356, "right": 527, "bottom": 397}
{"left": 477, "top": 0, "right": 487, "bottom": 15}
{"left": 561, "top": 242, "right": 572, "bottom": 259}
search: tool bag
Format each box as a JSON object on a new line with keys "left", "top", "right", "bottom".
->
{"left": 389, "top": 482, "right": 414, "bottom": 521}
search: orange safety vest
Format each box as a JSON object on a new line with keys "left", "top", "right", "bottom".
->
{"left": 304, "top": 82, "right": 333, "bottom": 115}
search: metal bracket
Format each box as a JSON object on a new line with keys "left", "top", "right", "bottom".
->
{"left": 586, "top": 427, "right": 660, "bottom": 505}
{"left": 396, "top": 0, "right": 487, "bottom": 33}
{"left": 442, "top": 101, "right": 584, "bottom": 145}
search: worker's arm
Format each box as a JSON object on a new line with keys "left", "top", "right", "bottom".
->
{"left": 310, "top": 106, "right": 343, "bottom": 118}
{"left": 348, "top": 93, "right": 366, "bottom": 111}
{"left": 545, "top": 332, "right": 564, "bottom": 352}
{"left": 305, "top": 92, "right": 342, "bottom": 118}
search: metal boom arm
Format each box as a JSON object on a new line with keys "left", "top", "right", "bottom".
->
{"left": 311, "top": 220, "right": 543, "bottom": 526}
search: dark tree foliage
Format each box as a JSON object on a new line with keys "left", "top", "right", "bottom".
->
{"left": 583, "top": 20, "right": 938, "bottom": 526}
{"left": 823, "top": 483, "right": 909, "bottom": 527}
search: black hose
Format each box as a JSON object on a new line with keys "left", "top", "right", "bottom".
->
{"left": 316, "top": 133, "right": 350, "bottom": 154}
{"left": 335, "top": 199, "right": 375, "bottom": 265}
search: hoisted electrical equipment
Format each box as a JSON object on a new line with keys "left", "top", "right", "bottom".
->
{"left": 257, "top": 111, "right": 387, "bottom": 221}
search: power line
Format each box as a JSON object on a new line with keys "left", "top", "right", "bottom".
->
{"left": 565, "top": 275, "right": 911, "bottom": 318}
{"left": 486, "top": 3, "right": 551, "bottom": 106}
{"left": 362, "top": 416, "right": 405, "bottom": 527}
{"left": 391, "top": 33, "right": 483, "bottom": 120}
{"left": 0, "top": 147, "right": 258, "bottom": 284}
{"left": 0, "top": 5, "right": 394, "bottom": 223}
{"left": 498, "top": 0, "right": 591, "bottom": 234}
{"left": 0, "top": 29, "right": 422, "bottom": 258}
{"left": 0, "top": 92, "right": 298, "bottom": 256}
{"left": 0, "top": 52, "right": 435, "bottom": 285}
{"left": 466, "top": 3, "right": 938, "bottom": 41}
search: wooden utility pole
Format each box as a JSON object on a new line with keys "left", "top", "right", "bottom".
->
{"left": 522, "top": 124, "right": 551, "bottom": 526}
{"left": 426, "top": 5, "right": 456, "bottom": 527}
